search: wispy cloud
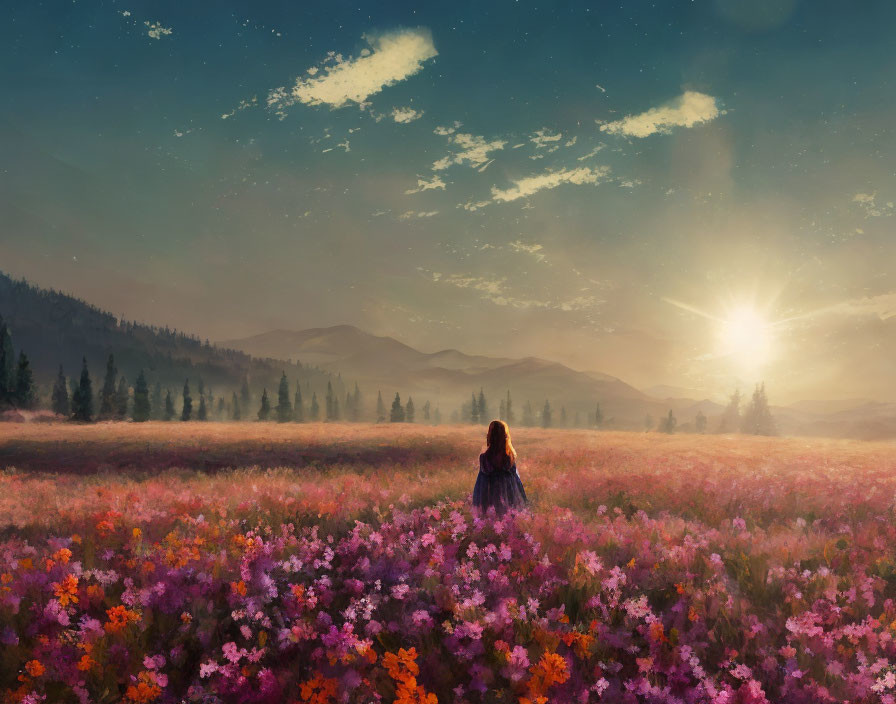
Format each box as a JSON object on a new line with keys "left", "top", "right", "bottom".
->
{"left": 433, "top": 121, "right": 462, "bottom": 136}
{"left": 221, "top": 96, "right": 258, "bottom": 120}
{"left": 599, "top": 90, "right": 720, "bottom": 138}
{"left": 508, "top": 241, "right": 546, "bottom": 262}
{"left": 267, "top": 28, "right": 437, "bottom": 114}
{"left": 853, "top": 192, "right": 894, "bottom": 217}
{"left": 423, "top": 270, "right": 600, "bottom": 311}
{"left": 490, "top": 166, "right": 610, "bottom": 203}
{"left": 391, "top": 106, "right": 423, "bottom": 123}
{"left": 405, "top": 175, "right": 446, "bottom": 195}
{"left": 145, "top": 21, "right": 172, "bottom": 39}
{"left": 399, "top": 210, "right": 439, "bottom": 220}
{"left": 433, "top": 133, "right": 507, "bottom": 171}
{"left": 530, "top": 128, "right": 563, "bottom": 149}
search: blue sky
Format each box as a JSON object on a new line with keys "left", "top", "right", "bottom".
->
{"left": 2, "top": 0, "right": 895, "bottom": 401}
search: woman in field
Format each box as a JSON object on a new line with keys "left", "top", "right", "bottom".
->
{"left": 473, "top": 420, "right": 528, "bottom": 516}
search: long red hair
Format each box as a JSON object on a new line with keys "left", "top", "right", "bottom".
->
{"left": 486, "top": 419, "right": 516, "bottom": 465}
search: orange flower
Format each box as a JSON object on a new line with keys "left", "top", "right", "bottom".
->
{"left": 25, "top": 660, "right": 45, "bottom": 677}
{"left": 86, "top": 584, "right": 104, "bottom": 601}
{"left": 53, "top": 574, "right": 79, "bottom": 606}
{"left": 105, "top": 605, "right": 141, "bottom": 633}
{"left": 77, "top": 654, "right": 97, "bottom": 672}
{"left": 649, "top": 620, "right": 667, "bottom": 643}
{"left": 180, "top": 612, "right": 192, "bottom": 624}
{"left": 53, "top": 548, "right": 72, "bottom": 564}
{"left": 132, "top": 527, "right": 142, "bottom": 540}
{"left": 231, "top": 580, "right": 248, "bottom": 596}
{"left": 525, "top": 652, "right": 569, "bottom": 698}
{"left": 19, "top": 557, "right": 33, "bottom": 571}
{"left": 299, "top": 673, "right": 339, "bottom": 704}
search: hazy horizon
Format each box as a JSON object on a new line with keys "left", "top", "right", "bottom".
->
{"left": 2, "top": 0, "right": 895, "bottom": 404}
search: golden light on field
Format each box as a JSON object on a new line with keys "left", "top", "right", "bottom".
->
{"left": 716, "top": 305, "right": 773, "bottom": 371}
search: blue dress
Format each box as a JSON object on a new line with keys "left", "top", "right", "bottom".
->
{"left": 472, "top": 451, "right": 528, "bottom": 515}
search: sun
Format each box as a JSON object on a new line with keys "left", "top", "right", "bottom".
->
{"left": 716, "top": 305, "right": 773, "bottom": 370}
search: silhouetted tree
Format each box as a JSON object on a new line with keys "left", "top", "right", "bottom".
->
{"left": 216, "top": 396, "right": 225, "bottom": 420}
{"left": 542, "top": 400, "right": 552, "bottom": 428}
{"left": 164, "top": 390, "right": 175, "bottom": 421}
{"left": 390, "top": 393, "right": 405, "bottom": 422}
{"left": 11, "top": 352, "right": 35, "bottom": 409}
{"left": 740, "top": 383, "right": 777, "bottom": 436}
{"left": 422, "top": 400, "right": 431, "bottom": 422}
{"left": 0, "top": 317, "right": 13, "bottom": 405}
{"left": 716, "top": 388, "right": 741, "bottom": 433}
{"left": 309, "top": 392, "right": 320, "bottom": 421}
{"left": 197, "top": 394, "right": 208, "bottom": 421}
{"left": 231, "top": 392, "right": 241, "bottom": 420}
{"left": 376, "top": 391, "right": 386, "bottom": 422}
{"left": 695, "top": 410, "right": 707, "bottom": 433}
{"left": 181, "top": 380, "right": 193, "bottom": 421}
{"left": 294, "top": 386, "right": 304, "bottom": 422}
{"left": 405, "top": 396, "right": 415, "bottom": 423}
{"left": 333, "top": 396, "right": 341, "bottom": 421}
{"left": 133, "top": 370, "right": 150, "bottom": 422}
{"left": 325, "top": 381, "right": 335, "bottom": 421}
{"left": 71, "top": 357, "right": 93, "bottom": 422}
{"left": 240, "top": 376, "right": 251, "bottom": 413}
{"left": 52, "top": 365, "right": 70, "bottom": 417}
{"left": 660, "top": 409, "right": 677, "bottom": 434}
{"left": 99, "top": 353, "right": 118, "bottom": 420}
{"left": 351, "top": 383, "right": 362, "bottom": 422}
{"left": 276, "top": 372, "right": 292, "bottom": 423}
{"left": 478, "top": 388, "right": 487, "bottom": 423}
{"left": 594, "top": 403, "right": 604, "bottom": 428}
{"left": 470, "top": 392, "right": 480, "bottom": 424}
{"left": 257, "top": 388, "right": 270, "bottom": 421}
{"left": 115, "top": 376, "right": 129, "bottom": 420}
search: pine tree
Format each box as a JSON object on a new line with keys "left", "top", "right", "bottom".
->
{"left": 405, "top": 396, "right": 415, "bottom": 423}
{"left": 478, "top": 388, "right": 487, "bottom": 423}
{"left": 197, "top": 395, "right": 208, "bottom": 421}
{"left": 716, "top": 388, "right": 742, "bottom": 433}
{"left": 661, "top": 409, "right": 677, "bottom": 434}
{"left": 542, "top": 400, "right": 552, "bottom": 428}
{"left": 231, "top": 392, "right": 241, "bottom": 420}
{"left": 164, "top": 390, "right": 175, "bottom": 421}
{"left": 257, "top": 388, "right": 271, "bottom": 421}
{"left": 276, "top": 373, "right": 292, "bottom": 422}
{"left": 325, "top": 381, "right": 335, "bottom": 421}
{"left": 151, "top": 382, "right": 162, "bottom": 420}
{"left": 133, "top": 370, "right": 150, "bottom": 422}
{"left": 240, "top": 376, "right": 251, "bottom": 413}
{"left": 740, "top": 383, "right": 776, "bottom": 436}
{"left": 181, "top": 380, "right": 193, "bottom": 421}
{"left": 216, "top": 396, "right": 225, "bottom": 420}
{"left": 505, "top": 390, "right": 514, "bottom": 424}
{"left": 0, "top": 318, "right": 12, "bottom": 405}
{"left": 594, "top": 403, "right": 604, "bottom": 428}
{"left": 695, "top": 410, "right": 707, "bottom": 433}
{"left": 390, "top": 393, "right": 405, "bottom": 422}
{"left": 99, "top": 353, "right": 117, "bottom": 419}
{"left": 115, "top": 376, "right": 129, "bottom": 420}
{"left": 422, "top": 400, "right": 431, "bottom": 422}
{"left": 52, "top": 365, "right": 70, "bottom": 417}
{"left": 332, "top": 396, "right": 340, "bottom": 421}
{"left": 11, "top": 352, "right": 35, "bottom": 409}
{"left": 352, "top": 383, "right": 362, "bottom": 422}
{"left": 71, "top": 357, "right": 94, "bottom": 422}
{"left": 470, "top": 392, "right": 479, "bottom": 424}
{"left": 294, "top": 386, "right": 304, "bottom": 422}
{"left": 309, "top": 392, "right": 320, "bottom": 421}
{"left": 376, "top": 391, "right": 386, "bottom": 422}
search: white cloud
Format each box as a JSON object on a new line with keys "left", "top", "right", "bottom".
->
{"left": 398, "top": 210, "right": 439, "bottom": 220}
{"left": 530, "top": 128, "right": 563, "bottom": 149}
{"left": 434, "top": 121, "right": 462, "bottom": 136}
{"left": 268, "top": 28, "right": 437, "bottom": 113}
{"left": 221, "top": 95, "right": 258, "bottom": 120}
{"left": 405, "top": 175, "right": 446, "bottom": 194}
{"left": 145, "top": 21, "right": 172, "bottom": 39}
{"left": 491, "top": 165, "right": 610, "bottom": 203}
{"left": 433, "top": 132, "right": 506, "bottom": 171}
{"left": 508, "top": 241, "right": 546, "bottom": 262}
{"left": 391, "top": 106, "right": 423, "bottom": 123}
{"left": 577, "top": 144, "right": 605, "bottom": 161}
{"left": 599, "top": 90, "right": 720, "bottom": 138}
{"left": 853, "top": 192, "right": 894, "bottom": 217}
{"left": 426, "top": 271, "right": 600, "bottom": 311}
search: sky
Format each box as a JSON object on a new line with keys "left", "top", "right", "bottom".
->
{"left": 1, "top": 0, "right": 895, "bottom": 403}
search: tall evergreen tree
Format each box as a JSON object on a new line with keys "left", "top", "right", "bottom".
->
{"left": 164, "top": 390, "right": 175, "bottom": 421}
{"left": 352, "top": 383, "right": 362, "bottom": 422}
{"left": 422, "top": 400, "right": 431, "bottom": 422}
{"left": 405, "top": 396, "right": 415, "bottom": 423}
{"left": 115, "top": 376, "right": 129, "bottom": 419}
{"left": 133, "top": 370, "right": 150, "bottom": 422}
{"left": 478, "top": 388, "right": 487, "bottom": 423}
{"left": 309, "top": 392, "right": 320, "bottom": 421}
{"left": 661, "top": 409, "right": 677, "bottom": 434}
{"left": 716, "top": 388, "right": 742, "bottom": 433}
{"left": 390, "top": 393, "right": 405, "bottom": 422}
{"left": 594, "top": 403, "right": 604, "bottom": 428}
{"left": 0, "top": 318, "right": 12, "bottom": 404}
{"left": 197, "top": 394, "right": 208, "bottom": 421}
{"left": 257, "top": 388, "right": 271, "bottom": 421}
{"left": 376, "top": 391, "right": 386, "bottom": 422}
{"left": 470, "top": 392, "right": 479, "bottom": 424}
{"left": 231, "top": 392, "right": 241, "bottom": 420}
{"left": 99, "top": 353, "right": 118, "bottom": 419}
{"left": 740, "top": 383, "right": 776, "bottom": 436}
{"left": 71, "top": 357, "right": 93, "bottom": 422}
{"left": 541, "top": 400, "right": 552, "bottom": 428}
{"left": 325, "top": 381, "right": 335, "bottom": 421}
{"left": 181, "top": 380, "right": 193, "bottom": 421}
{"left": 276, "top": 373, "right": 292, "bottom": 422}
{"left": 216, "top": 396, "right": 225, "bottom": 420}
{"left": 505, "top": 390, "right": 514, "bottom": 424}
{"left": 333, "top": 396, "right": 341, "bottom": 420}
{"left": 12, "top": 352, "right": 35, "bottom": 409}
{"left": 294, "top": 385, "right": 304, "bottom": 422}
{"left": 151, "top": 382, "right": 162, "bottom": 420}
{"left": 52, "top": 365, "right": 70, "bottom": 417}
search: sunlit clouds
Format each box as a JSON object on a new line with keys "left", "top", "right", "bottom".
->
{"left": 599, "top": 91, "right": 721, "bottom": 138}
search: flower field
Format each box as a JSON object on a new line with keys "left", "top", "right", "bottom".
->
{"left": 3, "top": 423, "right": 896, "bottom": 703}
